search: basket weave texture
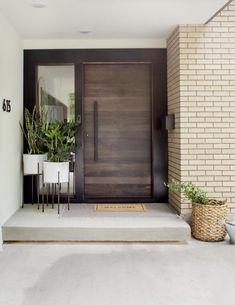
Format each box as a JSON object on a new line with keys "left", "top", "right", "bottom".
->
{"left": 191, "top": 202, "right": 228, "bottom": 241}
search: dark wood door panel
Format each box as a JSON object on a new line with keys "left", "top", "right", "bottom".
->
{"left": 84, "top": 97, "right": 150, "bottom": 112}
{"left": 84, "top": 63, "right": 152, "bottom": 199}
{"left": 85, "top": 184, "right": 151, "bottom": 198}
{"left": 85, "top": 162, "right": 151, "bottom": 177}
{"left": 86, "top": 114, "right": 150, "bottom": 133}
{"left": 84, "top": 64, "right": 150, "bottom": 97}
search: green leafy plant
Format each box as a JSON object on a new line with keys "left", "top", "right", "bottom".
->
{"left": 20, "top": 106, "right": 46, "bottom": 154}
{"left": 44, "top": 117, "right": 81, "bottom": 162}
{"left": 166, "top": 179, "right": 224, "bottom": 205}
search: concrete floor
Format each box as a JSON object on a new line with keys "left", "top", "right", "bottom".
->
{"left": 0, "top": 240, "right": 235, "bottom": 305}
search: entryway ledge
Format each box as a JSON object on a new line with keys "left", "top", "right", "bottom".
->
{"left": 2, "top": 204, "right": 191, "bottom": 242}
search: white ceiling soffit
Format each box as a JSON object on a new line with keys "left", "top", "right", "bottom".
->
{"left": 0, "top": 0, "right": 229, "bottom": 39}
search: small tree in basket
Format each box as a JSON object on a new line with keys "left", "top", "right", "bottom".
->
{"left": 166, "top": 179, "right": 227, "bottom": 242}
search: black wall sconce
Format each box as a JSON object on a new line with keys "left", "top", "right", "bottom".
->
{"left": 164, "top": 114, "right": 175, "bottom": 131}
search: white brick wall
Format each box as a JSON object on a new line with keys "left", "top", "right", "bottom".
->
{"left": 167, "top": 27, "right": 182, "bottom": 214}
{"left": 167, "top": 1, "right": 235, "bottom": 218}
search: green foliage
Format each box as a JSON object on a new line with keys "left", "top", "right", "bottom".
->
{"left": 44, "top": 117, "right": 81, "bottom": 162}
{"left": 166, "top": 179, "right": 224, "bottom": 205}
{"left": 20, "top": 106, "right": 46, "bottom": 154}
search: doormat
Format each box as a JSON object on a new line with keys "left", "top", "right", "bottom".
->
{"left": 94, "top": 204, "right": 147, "bottom": 212}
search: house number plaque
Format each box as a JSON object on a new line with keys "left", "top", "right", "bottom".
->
{"left": 2, "top": 99, "right": 11, "bottom": 112}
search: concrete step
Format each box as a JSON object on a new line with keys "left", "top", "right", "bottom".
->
{"left": 2, "top": 204, "right": 191, "bottom": 242}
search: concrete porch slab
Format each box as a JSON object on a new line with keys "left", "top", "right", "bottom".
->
{"left": 2, "top": 204, "right": 191, "bottom": 242}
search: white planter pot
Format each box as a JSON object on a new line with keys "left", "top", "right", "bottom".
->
{"left": 43, "top": 161, "right": 69, "bottom": 184}
{"left": 23, "top": 154, "right": 47, "bottom": 175}
{"left": 225, "top": 223, "right": 235, "bottom": 244}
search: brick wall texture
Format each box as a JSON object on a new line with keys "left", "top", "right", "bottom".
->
{"left": 167, "top": 1, "right": 235, "bottom": 218}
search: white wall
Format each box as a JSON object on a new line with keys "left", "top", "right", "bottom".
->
{"left": 0, "top": 11, "right": 23, "bottom": 247}
{"left": 23, "top": 38, "right": 166, "bottom": 49}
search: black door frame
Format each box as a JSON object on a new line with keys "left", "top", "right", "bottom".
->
{"left": 24, "top": 49, "right": 167, "bottom": 203}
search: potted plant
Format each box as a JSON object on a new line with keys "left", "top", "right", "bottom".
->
{"left": 43, "top": 119, "right": 79, "bottom": 184}
{"left": 166, "top": 179, "right": 228, "bottom": 241}
{"left": 20, "top": 106, "right": 47, "bottom": 175}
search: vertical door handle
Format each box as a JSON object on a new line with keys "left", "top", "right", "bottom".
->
{"left": 94, "top": 101, "right": 98, "bottom": 161}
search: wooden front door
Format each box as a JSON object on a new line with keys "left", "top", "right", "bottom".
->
{"left": 83, "top": 63, "right": 152, "bottom": 200}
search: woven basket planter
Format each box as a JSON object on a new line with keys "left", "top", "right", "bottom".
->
{"left": 191, "top": 202, "right": 228, "bottom": 242}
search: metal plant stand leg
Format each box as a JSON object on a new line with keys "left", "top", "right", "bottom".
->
{"left": 73, "top": 170, "right": 75, "bottom": 196}
{"left": 22, "top": 179, "right": 25, "bottom": 208}
{"left": 67, "top": 182, "right": 70, "bottom": 210}
{"left": 42, "top": 170, "right": 46, "bottom": 212}
{"left": 42, "top": 171, "right": 45, "bottom": 213}
{"left": 57, "top": 172, "right": 60, "bottom": 215}
{"left": 31, "top": 175, "right": 34, "bottom": 205}
{"left": 37, "top": 163, "right": 40, "bottom": 210}
{"left": 22, "top": 162, "right": 25, "bottom": 208}
{"left": 52, "top": 184, "right": 54, "bottom": 209}
{"left": 47, "top": 184, "right": 49, "bottom": 206}
{"left": 46, "top": 184, "right": 50, "bottom": 209}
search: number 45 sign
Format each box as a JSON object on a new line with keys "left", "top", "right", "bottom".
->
{"left": 2, "top": 99, "right": 11, "bottom": 113}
